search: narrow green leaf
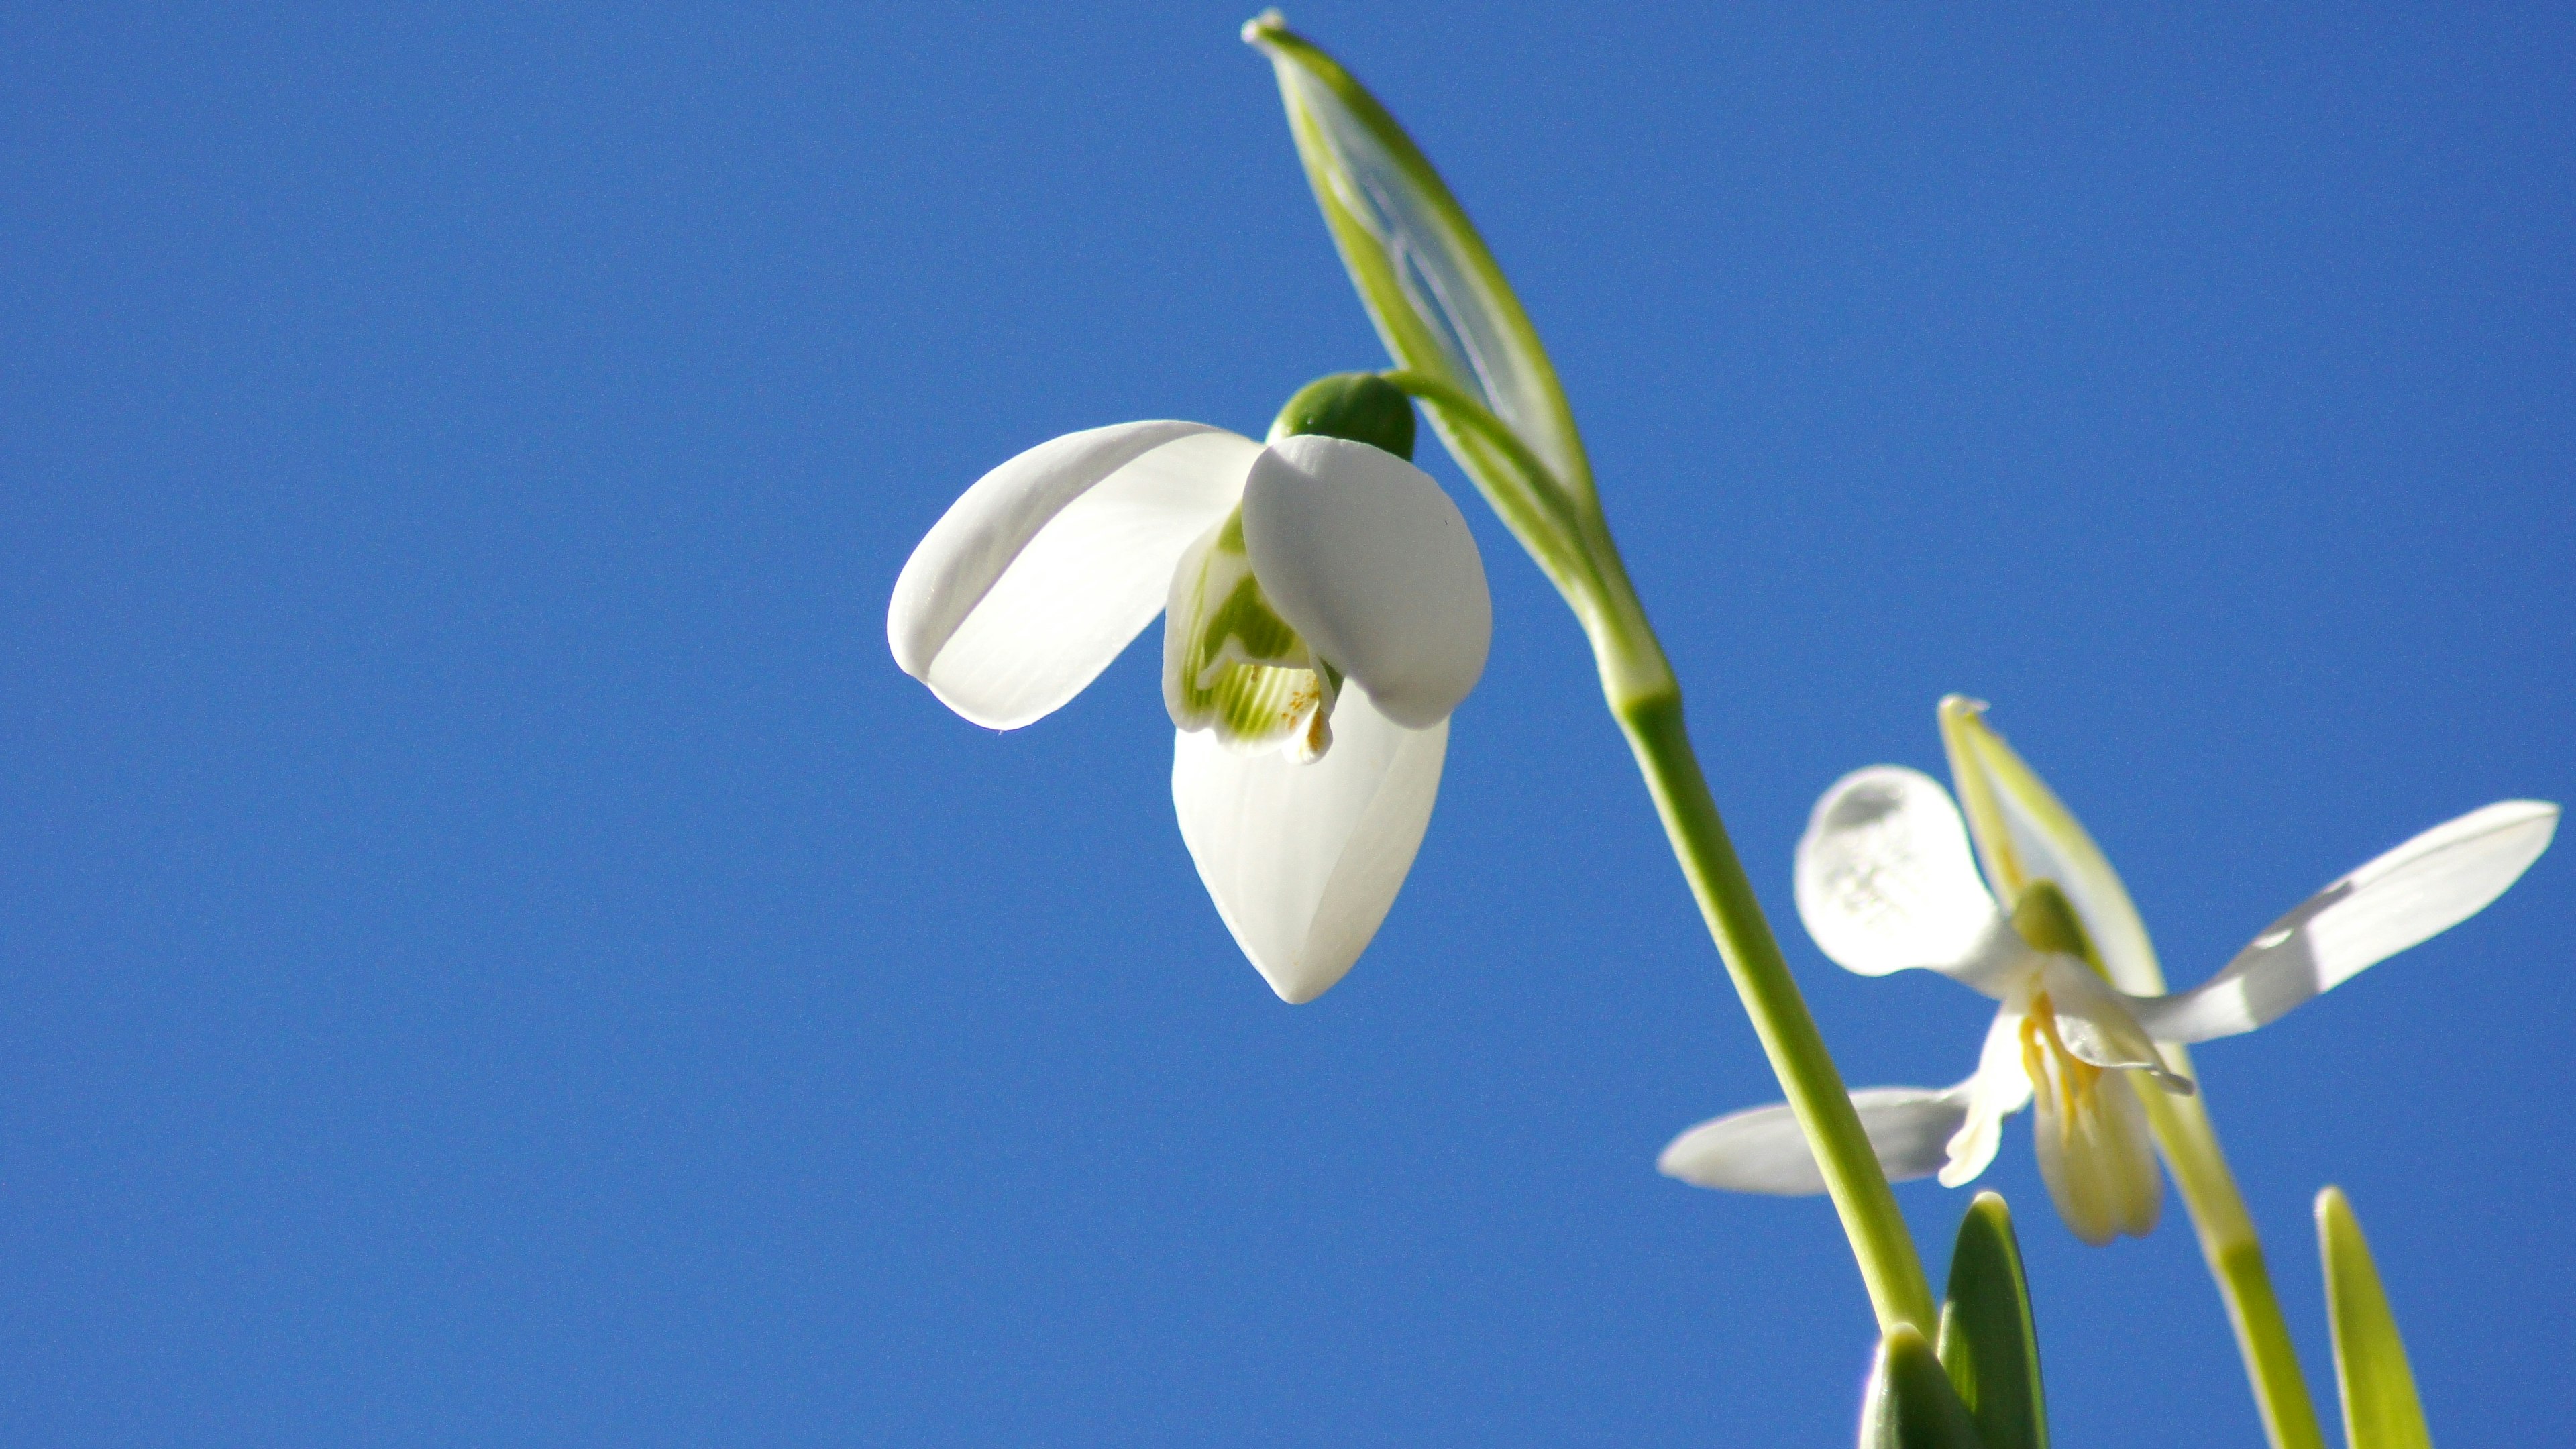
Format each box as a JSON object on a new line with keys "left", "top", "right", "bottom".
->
{"left": 1937, "top": 1193, "right": 2047, "bottom": 1449}
{"left": 2318, "top": 1187, "right": 2433, "bottom": 1449}
{"left": 1242, "top": 12, "right": 1591, "bottom": 511}
{"left": 1860, "top": 1324, "right": 1988, "bottom": 1449}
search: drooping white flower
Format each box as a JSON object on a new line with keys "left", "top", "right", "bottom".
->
{"left": 888, "top": 412, "right": 1491, "bottom": 1004}
{"left": 1660, "top": 706, "right": 2557, "bottom": 1244}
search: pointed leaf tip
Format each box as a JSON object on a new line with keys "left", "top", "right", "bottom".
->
{"left": 2318, "top": 1187, "right": 2432, "bottom": 1449}
{"left": 1938, "top": 1193, "right": 2046, "bottom": 1449}
{"left": 1862, "top": 1324, "right": 1989, "bottom": 1449}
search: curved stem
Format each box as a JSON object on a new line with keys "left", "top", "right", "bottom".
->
{"left": 1377, "top": 370, "right": 1935, "bottom": 1333}
{"left": 2140, "top": 1068, "right": 2328, "bottom": 1449}
{"left": 1619, "top": 688, "right": 1938, "bottom": 1334}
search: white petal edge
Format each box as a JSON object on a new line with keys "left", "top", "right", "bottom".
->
{"left": 888, "top": 422, "right": 1259, "bottom": 729}
{"left": 2038, "top": 955, "right": 2194, "bottom": 1095}
{"left": 1795, "top": 766, "right": 2025, "bottom": 991}
{"left": 1171, "top": 682, "right": 1446, "bottom": 1003}
{"left": 1240, "top": 434, "right": 1492, "bottom": 729}
{"left": 1658, "top": 1087, "right": 1972, "bottom": 1197}
{"left": 2131, "top": 799, "right": 2561, "bottom": 1044}
{"left": 1941, "top": 998, "right": 2036, "bottom": 1187}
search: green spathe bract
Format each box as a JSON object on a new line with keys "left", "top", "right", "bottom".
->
{"left": 1247, "top": 10, "right": 1941, "bottom": 1336}
{"left": 1269, "top": 372, "right": 1416, "bottom": 460}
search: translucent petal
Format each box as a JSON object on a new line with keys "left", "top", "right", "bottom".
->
{"left": 1658, "top": 1087, "right": 1972, "bottom": 1197}
{"left": 1171, "top": 682, "right": 1446, "bottom": 1003}
{"left": 1795, "top": 766, "right": 2024, "bottom": 989}
{"left": 888, "top": 423, "right": 1258, "bottom": 729}
{"left": 1241, "top": 435, "right": 1491, "bottom": 729}
{"left": 1941, "top": 1000, "right": 2035, "bottom": 1188}
{"left": 2025, "top": 1019, "right": 2163, "bottom": 1246}
{"left": 1940, "top": 697, "right": 2170, "bottom": 995}
{"left": 2131, "top": 799, "right": 2558, "bottom": 1043}
{"left": 2038, "top": 956, "right": 2194, "bottom": 1095}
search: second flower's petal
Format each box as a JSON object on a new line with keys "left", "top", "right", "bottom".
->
{"left": 888, "top": 423, "right": 1259, "bottom": 729}
{"left": 1171, "top": 682, "right": 1446, "bottom": 1004}
{"left": 1941, "top": 999, "right": 2035, "bottom": 1187}
{"left": 2131, "top": 799, "right": 2561, "bottom": 1044}
{"left": 1795, "top": 766, "right": 2023, "bottom": 990}
{"left": 2027, "top": 1064, "right": 2163, "bottom": 1247}
{"left": 2038, "top": 956, "right": 2194, "bottom": 1095}
{"left": 1658, "top": 1087, "right": 1972, "bottom": 1197}
{"left": 1241, "top": 434, "right": 1493, "bottom": 729}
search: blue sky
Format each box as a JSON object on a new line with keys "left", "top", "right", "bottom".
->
{"left": 5, "top": 3, "right": 2571, "bottom": 1444}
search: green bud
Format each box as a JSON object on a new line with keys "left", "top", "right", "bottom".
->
{"left": 1267, "top": 372, "right": 1417, "bottom": 460}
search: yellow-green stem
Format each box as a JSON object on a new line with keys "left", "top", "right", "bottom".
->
{"left": 1376, "top": 366, "right": 1935, "bottom": 1332}
{"left": 2139, "top": 1073, "right": 2326, "bottom": 1449}
{"left": 1616, "top": 688, "right": 1937, "bottom": 1335}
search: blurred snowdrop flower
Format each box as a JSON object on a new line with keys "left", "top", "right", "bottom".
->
{"left": 1661, "top": 698, "right": 2557, "bottom": 1244}
{"left": 888, "top": 376, "right": 1491, "bottom": 1004}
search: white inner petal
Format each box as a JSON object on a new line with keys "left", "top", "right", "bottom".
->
{"left": 2021, "top": 991, "right": 2164, "bottom": 1246}
{"left": 1941, "top": 998, "right": 2035, "bottom": 1188}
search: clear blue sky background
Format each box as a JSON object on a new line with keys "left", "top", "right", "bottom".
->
{"left": 6, "top": 3, "right": 2571, "bottom": 1444}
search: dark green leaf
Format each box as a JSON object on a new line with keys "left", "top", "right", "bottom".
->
{"left": 1937, "top": 1192, "right": 2047, "bottom": 1449}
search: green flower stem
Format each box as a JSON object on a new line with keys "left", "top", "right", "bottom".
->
{"left": 1618, "top": 691, "right": 1938, "bottom": 1336}
{"left": 2138, "top": 1075, "right": 2328, "bottom": 1449}
{"left": 1382, "top": 368, "right": 1937, "bottom": 1335}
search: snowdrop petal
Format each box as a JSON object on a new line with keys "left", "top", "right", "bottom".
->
{"left": 1171, "top": 682, "right": 1446, "bottom": 1003}
{"left": 1941, "top": 1000, "right": 2035, "bottom": 1188}
{"left": 1242, "top": 435, "right": 1492, "bottom": 729}
{"left": 2131, "top": 800, "right": 2560, "bottom": 1044}
{"left": 1941, "top": 697, "right": 2170, "bottom": 996}
{"left": 889, "top": 423, "right": 1259, "bottom": 729}
{"left": 2038, "top": 956, "right": 2193, "bottom": 1094}
{"left": 1658, "top": 1087, "right": 1972, "bottom": 1197}
{"left": 2027, "top": 1063, "right": 2163, "bottom": 1247}
{"left": 1796, "top": 766, "right": 2023, "bottom": 990}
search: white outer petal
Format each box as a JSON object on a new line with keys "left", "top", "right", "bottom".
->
{"left": 2130, "top": 800, "right": 2561, "bottom": 1044}
{"left": 1171, "top": 682, "right": 1446, "bottom": 1004}
{"left": 1795, "top": 766, "right": 2025, "bottom": 991}
{"left": 1941, "top": 998, "right": 2035, "bottom": 1188}
{"left": 888, "top": 422, "right": 1258, "bottom": 729}
{"left": 1658, "top": 1087, "right": 1972, "bottom": 1197}
{"left": 1240, "top": 434, "right": 1492, "bottom": 729}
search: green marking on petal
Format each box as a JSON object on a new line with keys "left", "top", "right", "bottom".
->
{"left": 1164, "top": 506, "right": 1338, "bottom": 761}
